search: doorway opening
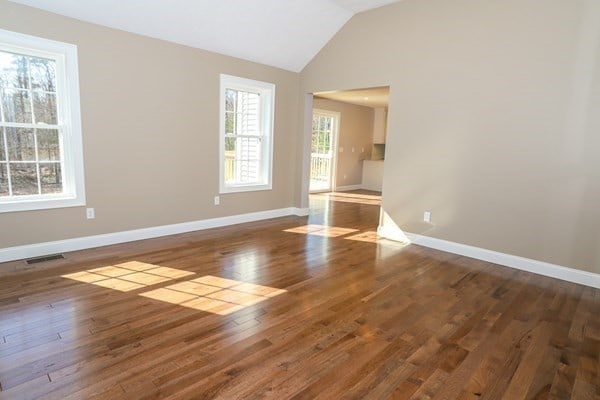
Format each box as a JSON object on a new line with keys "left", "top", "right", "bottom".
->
{"left": 309, "top": 109, "right": 340, "bottom": 192}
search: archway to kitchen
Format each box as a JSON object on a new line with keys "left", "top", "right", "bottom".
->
{"left": 307, "top": 86, "right": 389, "bottom": 217}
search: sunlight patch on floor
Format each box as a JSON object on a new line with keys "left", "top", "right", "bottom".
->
{"left": 283, "top": 224, "right": 359, "bottom": 237}
{"left": 63, "top": 263, "right": 286, "bottom": 315}
{"left": 140, "top": 275, "right": 287, "bottom": 315}
{"left": 62, "top": 261, "right": 195, "bottom": 292}
{"left": 344, "top": 231, "right": 380, "bottom": 243}
{"left": 324, "top": 192, "right": 381, "bottom": 200}
{"left": 311, "top": 192, "right": 381, "bottom": 205}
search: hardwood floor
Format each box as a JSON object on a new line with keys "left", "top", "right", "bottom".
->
{"left": 0, "top": 190, "right": 599, "bottom": 399}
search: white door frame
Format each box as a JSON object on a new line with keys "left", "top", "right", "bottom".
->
{"left": 310, "top": 108, "right": 340, "bottom": 193}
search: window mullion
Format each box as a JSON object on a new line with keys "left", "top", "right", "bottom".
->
{"left": 26, "top": 57, "right": 43, "bottom": 196}
{"left": 2, "top": 127, "right": 12, "bottom": 197}
{"left": 26, "top": 56, "right": 41, "bottom": 196}
{"left": 224, "top": 134, "right": 262, "bottom": 139}
{"left": 0, "top": 88, "right": 4, "bottom": 123}
{"left": 0, "top": 122, "right": 61, "bottom": 129}
{"left": 58, "top": 126, "right": 66, "bottom": 194}
{"left": 26, "top": 57, "right": 35, "bottom": 125}
{"left": 33, "top": 127, "right": 41, "bottom": 195}
{"left": 6, "top": 161, "right": 13, "bottom": 197}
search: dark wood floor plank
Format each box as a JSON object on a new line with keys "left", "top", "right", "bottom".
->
{"left": 0, "top": 190, "right": 599, "bottom": 399}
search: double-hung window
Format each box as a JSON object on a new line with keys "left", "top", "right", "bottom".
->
{"left": 0, "top": 29, "right": 84, "bottom": 213}
{"left": 219, "top": 74, "right": 274, "bottom": 193}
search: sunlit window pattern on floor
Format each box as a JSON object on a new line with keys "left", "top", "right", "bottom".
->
{"left": 140, "top": 275, "right": 287, "bottom": 315}
{"left": 61, "top": 261, "right": 195, "bottom": 292}
{"left": 283, "top": 224, "right": 359, "bottom": 237}
{"left": 344, "top": 231, "right": 380, "bottom": 243}
{"left": 311, "top": 192, "right": 381, "bottom": 205}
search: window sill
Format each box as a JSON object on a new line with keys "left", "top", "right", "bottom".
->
{"left": 0, "top": 195, "right": 86, "bottom": 213}
{"left": 219, "top": 183, "right": 272, "bottom": 194}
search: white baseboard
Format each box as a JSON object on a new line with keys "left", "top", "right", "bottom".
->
{"left": 0, "top": 207, "right": 308, "bottom": 264}
{"left": 292, "top": 207, "right": 310, "bottom": 216}
{"left": 378, "top": 226, "right": 600, "bottom": 289}
{"left": 334, "top": 184, "right": 364, "bottom": 191}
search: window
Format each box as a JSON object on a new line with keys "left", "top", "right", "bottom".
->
{"left": 220, "top": 74, "right": 274, "bottom": 193}
{"left": 0, "top": 29, "right": 84, "bottom": 213}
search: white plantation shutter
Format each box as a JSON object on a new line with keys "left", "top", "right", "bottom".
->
{"left": 220, "top": 75, "right": 274, "bottom": 193}
{"left": 237, "top": 91, "right": 259, "bottom": 135}
{"left": 235, "top": 91, "right": 261, "bottom": 183}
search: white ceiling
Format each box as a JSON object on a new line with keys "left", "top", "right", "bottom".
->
{"left": 316, "top": 86, "right": 389, "bottom": 108}
{"left": 9, "top": 0, "right": 402, "bottom": 72}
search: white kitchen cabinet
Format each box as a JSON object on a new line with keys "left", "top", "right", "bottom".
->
{"left": 372, "top": 108, "right": 387, "bottom": 143}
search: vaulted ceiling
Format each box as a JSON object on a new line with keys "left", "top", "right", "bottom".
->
{"left": 9, "top": 0, "right": 402, "bottom": 72}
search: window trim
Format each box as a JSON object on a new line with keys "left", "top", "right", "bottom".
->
{"left": 219, "top": 74, "right": 275, "bottom": 194}
{"left": 0, "top": 29, "right": 85, "bottom": 213}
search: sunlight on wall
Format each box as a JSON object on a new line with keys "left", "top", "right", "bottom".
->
{"left": 140, "top": 275, "right": 287, "bottom": 315}
{"left": 378, "top": 209, "right": 412, "bottom": 244}
{"left": 284, "top": 224, "right": 359, "bottom": 237}
{"left": 62, "top": 261, "right": 195, "bottom": 292}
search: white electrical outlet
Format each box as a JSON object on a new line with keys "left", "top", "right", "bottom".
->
{"left": 361, "top": 147, "right": 365, "bottom": 153}
{"left": 351, "top": 147, "right": 355, "bottom": 153}
{"left": 214, "top": 196, "right": 220, "bottom": 206}
{"left": 343, "top": 174, "right": 347, "bottom": 180}
{"left": 86, "top": 208, "right": 95, "bottom": 219}
{"left": 424, "top": 211, "right": 431, "bottom": 223}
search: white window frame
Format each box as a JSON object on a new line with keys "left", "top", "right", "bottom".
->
{"left": 0, "top": 29, "right": 85, "bottom": 213}
{"left": 219, "top": 74, "right": 274, "bottom": 194}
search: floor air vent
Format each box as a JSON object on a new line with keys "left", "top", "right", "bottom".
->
{"left": 26, "top": 254, "right": 65, "bottom": 264}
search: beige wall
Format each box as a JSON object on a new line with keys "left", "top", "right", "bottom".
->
{"left": 302, "top": 0, "right": 600, "bottom": 274}
{"left": 0, "top": 0, "right": 300, "bottom": 248}
{"left": 313, "top": 98, "right": 373, "bottom": 187}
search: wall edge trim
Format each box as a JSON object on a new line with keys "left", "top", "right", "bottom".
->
{"left": 378, "top": 226, "right": 600, "bottom": 289}
{"left": 335, "top": 184, "right": 364, "bottom": 191}
{"left": 292, "top": 207, "right": 310, "bottom": 216}
{"left": 1, "top": 207, "right": 304, "bottom": 263}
